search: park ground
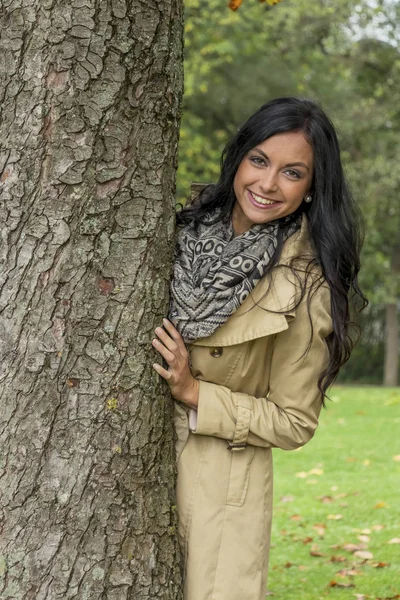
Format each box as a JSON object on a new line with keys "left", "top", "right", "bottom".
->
{"left": 270, "top": 386, "right": 400, "bottom": 600}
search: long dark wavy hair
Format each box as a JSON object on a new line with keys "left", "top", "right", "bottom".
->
{"left": 177, "top": 97, "right": 367, "bottom": 399}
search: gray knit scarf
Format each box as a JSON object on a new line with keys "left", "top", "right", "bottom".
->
{"left": 168, "top": 207, "right": 300, "bottom": 343}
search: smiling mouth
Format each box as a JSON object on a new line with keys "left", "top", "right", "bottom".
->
{"left": 248, "top": 190, "right": 281, "bottom": 206}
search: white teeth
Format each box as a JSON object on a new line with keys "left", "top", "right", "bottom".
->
{"left": 251, "top": 192, "right": 276, "bottom": 205}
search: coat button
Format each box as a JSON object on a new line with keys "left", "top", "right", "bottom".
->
{"left": 210, "top": 347, "right": 223, "bottom": 358}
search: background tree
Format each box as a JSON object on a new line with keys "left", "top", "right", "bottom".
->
{"left": 179, "top": 0, "right": 400, "bottom": 385}
{"left": 0, "top": 1, "right": 184, "bottom": 598}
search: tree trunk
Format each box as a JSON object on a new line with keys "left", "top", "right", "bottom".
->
{"left": 384, "top": 303, "right": 399, "bottom": 386}
{"left": 0, "top": 1, "right": 184, "bottom": 598}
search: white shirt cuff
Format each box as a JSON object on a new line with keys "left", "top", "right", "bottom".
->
{"left": 189, "top": 409, "right": 198, "bottom": 432}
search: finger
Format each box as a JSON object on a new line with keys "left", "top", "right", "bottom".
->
{"left": 162, "top": 318, "right": 183, "bottom": 342}
{"left": 152, "top": 363, "right": 172, "bottom": 380}
{"left": 152, "top": 338, "right": 176, "bottom": 364}
{"left": 155, "top": 327, "right": 179, "bottom": 353}
{"left": 162, "top": 318, "right": 187, "bottom": 351}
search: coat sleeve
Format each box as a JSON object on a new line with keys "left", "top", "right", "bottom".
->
{"left": 190, "top": 284, "right": 333, "bottom": 450}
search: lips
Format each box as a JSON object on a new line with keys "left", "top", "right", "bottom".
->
{"left": 247, "top": 190, "right": 281, "bottom": 209}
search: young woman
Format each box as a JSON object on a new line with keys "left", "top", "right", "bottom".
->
{"left": 151, "top": 97, "right": 366, "bottom": 600}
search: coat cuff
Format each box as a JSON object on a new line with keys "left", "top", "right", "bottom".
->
{"left": 193, "top": 380, "right": 252, "bottom": 449}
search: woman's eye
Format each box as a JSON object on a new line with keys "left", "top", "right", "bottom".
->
{"left": 250, "top": 156, "right": 265, "bottom": 166}
{"left": 285, "top": 169, "right": 301, "bottom": 179}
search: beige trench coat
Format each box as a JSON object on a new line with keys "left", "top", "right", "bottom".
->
{"left": 174, "top": 216, "right": 333, "bottom": 600}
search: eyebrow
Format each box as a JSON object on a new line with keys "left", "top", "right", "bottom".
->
{"left": 253, "top": 148, "right": 310, "bottom": 172}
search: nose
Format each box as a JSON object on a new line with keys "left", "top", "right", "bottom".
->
{"left": 259, "top": 167, "right": 279, "bottom": 193}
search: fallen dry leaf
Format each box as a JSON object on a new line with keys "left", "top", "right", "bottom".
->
{"left": 312, "top": 523, "right": 326, "bottom": 537}
{"left": 363, "top": 459, "right": 370, "bottom": 466}
{"left": 337, "top": 568, "right": 363, "bottom": 576}
{"left": 361, "top": 528, "right": 371, "bottom": 534}
{"left": 295, "top": 471, "right": 308, "bottom": 478}
{"left": 329, "top": 580, "right": 355, "bottom": 588}
{"left": 302, "top": 536, "right": 313, "bottom": 544}
{"left": 330, "top": 555, "right": 347, "bottom": 563}
{"left": 290, "top": 514, "right": 302, "bottom": 521}
{"left": 392, "top": 455, "right": 400, "bottom": 462}
{"left": 310, "top": 544, "right": 325, "bottom": 557}
{"left": 353, "top": 595, "right": 368, "bottom": 599}
{"left": 371, "top": 524, "right": 385, "bottom": 531}
{"left": 374, "top": 501, "right": 387, "bottom": 509}
{"left": 298, "top": 565, "right": 309, "bottom": 571}
{"left": 358, "top": 535, "right": 370, "bottom": 543}
{"left": 284, "top": 561, "right": 293, "bottom": 568}
{"left": 309, "top": 468, "right": 324, "bottom": 476}
{"left": 327, "top": 514, "right": 343, "bottom": 520}
{"left": 318, "top": 495, "right": 333, "bottom": 503}
{"left": 371, "top": 561, "right": 389, "bottom": 568}
{"left": 343, "top": 543, "right": 366, "bottom": 553}
{"left": 354, "top": 550, "right": 373, "bottom": 560}
{"left": 387, "top": 537, "right": 400, "bottom": 544}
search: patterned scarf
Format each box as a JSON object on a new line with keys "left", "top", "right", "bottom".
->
{"left": 168, "top": 207, "right": 300, "bottom": 343}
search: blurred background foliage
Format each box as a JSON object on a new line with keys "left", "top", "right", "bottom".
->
{"left": 177, "top": 0, "right": 400, "bottom": 385}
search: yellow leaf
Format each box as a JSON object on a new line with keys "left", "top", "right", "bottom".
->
{"left": 309, "top": 468, "right": 324, "bottom": 476}
{"left": 393, "top": 455, "right": 400, "bottom": 462}
{"left": 295, "top": 471, "right": 308, "bottom": 478}
{"left": 387, "top": 538, "right": 400, "bottom": 544}
{"left": 374, "top": 501, "right": 387, "bottom": 509}
{"left": 371, "top": 524, "right": 385, "bottom": 531}
{"left": 363, "top": 459, "right": 370, "bottom": 466}
{"left": 264, "top": 0, "right": 284, "bottom": 4}
{"left": 327, "top": 514, "right": 343, "bottom": 520}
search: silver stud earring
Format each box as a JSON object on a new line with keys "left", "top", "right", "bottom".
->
{"left": 304, "top": 195, "right": 312, "bottom": 203}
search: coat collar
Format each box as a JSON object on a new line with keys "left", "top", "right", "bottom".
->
{"left": 191, "top": 214, "right": 316, "bottom": 347}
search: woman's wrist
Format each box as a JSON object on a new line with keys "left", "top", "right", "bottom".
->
{"left": 182, "top": 378, "right": 200, "bottom": 410}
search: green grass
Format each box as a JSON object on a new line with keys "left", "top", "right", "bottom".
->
{"left": 269, "top": 386, "right": 400, "bottom": 600}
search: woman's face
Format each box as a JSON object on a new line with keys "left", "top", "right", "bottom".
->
{"left": 232, "top": 131, "right": 314, "bottom": 235}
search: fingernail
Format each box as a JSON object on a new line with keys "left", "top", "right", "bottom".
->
{"left": 163, "top": 318, "right": 168, "bottom": 324}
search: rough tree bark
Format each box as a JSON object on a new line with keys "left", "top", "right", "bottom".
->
{"left": 0, "top": 1, "right": 184, "bottom": 598}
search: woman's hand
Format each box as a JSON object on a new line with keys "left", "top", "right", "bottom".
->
{"left": 152, "top": 318, "right": 199, "bottom": 410}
